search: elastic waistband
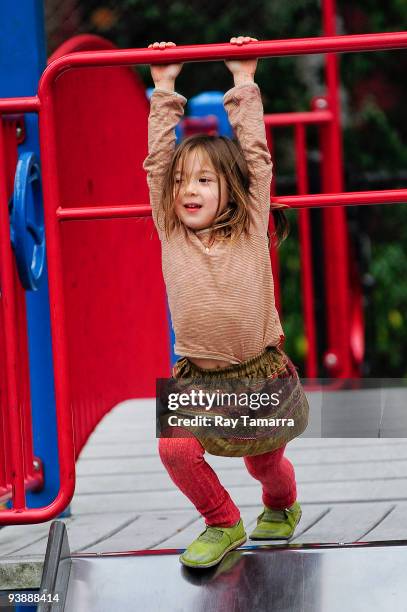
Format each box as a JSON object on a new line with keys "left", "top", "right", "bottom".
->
{"left": 174, "top": 345, "right": 287, "bottom": 378}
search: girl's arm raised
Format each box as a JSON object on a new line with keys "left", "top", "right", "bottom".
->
{"left": 147, "top": 41, "right": 183, "bottom": 91}
{"left": 224, "top": 37, "right": 274, "bottom": 236}
{"left": 142, "top": 42, "right": 186, "bottom": 236}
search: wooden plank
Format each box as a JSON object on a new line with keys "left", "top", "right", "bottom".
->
{"left": 79, "top": 442, "right": 159, "bottom": 458}
{"left": 70, "top": 474, "right": 407, "bottom": 515}
{"left": 85, "top": 511, "right": 199, "bottom": 553}
{"left": 10, "top": 513, "right": 137, "bottom": 556}
{"left": 75, "top": 459, "right": 407, "bottom": 495}
{"left": 0, "top": 522, "right": 52, "bottom": 557}
{"left": 284, "top": 444, "right": 407, "bottom": 464}
{"left": 78, "top": 441, "right": 407, "bottom": 466}
{"left": 75, "top": 442, "right": 407, "bottom": 477}
{"left": 71, "top": 489, "right": 205, "bottom": 514}
{"left": 360, "top": 502, "right": 407, "bottom": 541}
{"left": 292, "top": 502, "right": 394, "bottom": 543}
{"left": 76, "top": 456, "right": 164, "bottom": 476}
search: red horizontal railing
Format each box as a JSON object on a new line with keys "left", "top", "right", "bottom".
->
{"left": 51, "top": 186, "right": 407, "bottom": 222}
{"left": 0, "top": 32, "right": 406, "bottom": 523}
{"left": 265, "top": 110, "right": 333, "bottom": 126}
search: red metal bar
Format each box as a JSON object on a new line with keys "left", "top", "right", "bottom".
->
{"left": 265, "top": 110, "right": 332, "bottom": 126}
{"left": 0, "top": 97, "right": 40, "bottom": 113}
{"left": 273, "top": 190, "right": 407, "bottom": 208}
{"left": 0, "top": 119, "right": 75, "bottom": 524}
{"left": 0, "top": 118, "right": 27, "bottom": 510}
{"left": 0, "top": 119, "right": 44, "bottom": 509}
{"left": 56, "top": 204, "right": 152, "bottom": 220}
{"left": 39, "top": 33, "right": 407, "bottom": 82}
{"left": 295, "top": 124, "right": 318, "bottom": 378}
{"left": 182, "top": 116, "right": 218, "bottom": 137}
{"left": 38, "top": 78, "right": 76, "bottom": 523}
{"left": 54, "top": 188, "right": 407, "bottom": 222}
{"left": 322, "top": 0, "right": 352, "bottom": 378}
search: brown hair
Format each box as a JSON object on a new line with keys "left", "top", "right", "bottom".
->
{"left": 157, "top": 134, "right": 289, "bottom": 249}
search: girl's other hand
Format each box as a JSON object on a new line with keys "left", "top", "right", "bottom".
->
{"left": 148, "top": 41, "right": 183, "bottom": 90}
{"left": 225, "top": 36, "right": 258, "bottom": 84}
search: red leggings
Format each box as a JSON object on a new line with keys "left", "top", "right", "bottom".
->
{"left": 158, "top": 436, "right": 297, "bottom": 527}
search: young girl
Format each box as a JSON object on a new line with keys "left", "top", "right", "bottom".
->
{"left": 144, "top": 36, "right": 310, "bottom": 569}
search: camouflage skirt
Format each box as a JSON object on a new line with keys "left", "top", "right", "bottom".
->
{"left": 157, "top": 345, "right": 310, "bottom": 457}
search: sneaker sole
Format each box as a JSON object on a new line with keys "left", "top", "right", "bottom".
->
{"left": 249, "top": 509, "right": 302, "bottom": 541}
{"left": 179, "top": 535, "right": 247, "bottom": 569}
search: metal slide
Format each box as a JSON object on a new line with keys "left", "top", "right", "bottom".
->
{"left": 38, "top": 522, "right": 407, "bottom": 612}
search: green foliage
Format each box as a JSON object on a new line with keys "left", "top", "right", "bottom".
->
{"left": 343, "top": 100, "right": 407, "bottom": 173}
{"left": 279, "top": 211, "right": 304, "bottom": 367}
{"left": 80, "top": 0, "right": 321, "bottom": 110}
{"left": 367, "top": 205, "right": 407, "bottom": 377}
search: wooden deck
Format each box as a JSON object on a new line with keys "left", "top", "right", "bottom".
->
{"left": 1, "top": 391, "right": 407, "bottom": 588}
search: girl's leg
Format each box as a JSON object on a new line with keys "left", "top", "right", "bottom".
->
{"left": 158, "top": 433, "right": 240, "bottom": 527}
{"left": 243, "top": 445, "right": 297, "bottom": 509}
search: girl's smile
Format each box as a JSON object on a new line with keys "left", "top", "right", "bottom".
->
{"left": 184, "top": 202, "right": 203, "bottom": 211}
{"left": 174, "top": 149, "right": 229, "bottom": 231}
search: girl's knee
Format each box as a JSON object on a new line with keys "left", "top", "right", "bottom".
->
{"left": 244, "top": 455, "right": 266, "bottom": 480}
{"left": 244, "top": 445, "right": 286, "bottom": 479}
{"left": 158, "top": 434, "right": 204, "bottom": 468}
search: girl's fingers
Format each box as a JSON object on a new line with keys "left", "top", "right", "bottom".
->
{"left": 148, "top": 41, "right": 177, "bottom": 49}
{"left": 230, "top": 36, "right": 258, "bottom": 45}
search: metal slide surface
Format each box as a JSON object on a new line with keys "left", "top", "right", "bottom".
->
{"left": 63, "top": 544, "right": 407, "bottom": 611}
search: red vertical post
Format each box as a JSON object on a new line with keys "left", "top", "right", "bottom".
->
{"left": 0, "top": 118, "right": 26, "bottom": 509}
{"left": 321, "top": 0, "right": 352, "bottom": 377}
{"left": 37, "top": 87, "right": 77, "bottom": 510}
{"left": 295, "top": 124, "right": 318, "bottom": 378}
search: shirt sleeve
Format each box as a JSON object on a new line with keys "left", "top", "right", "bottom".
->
{"left": 223, "top": 82, "right": 273, "bottom": 236}
{"left": 142, "top": 88, "right": 187, "bottom": 237}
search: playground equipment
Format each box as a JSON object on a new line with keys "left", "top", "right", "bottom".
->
{"left": 0, "top": 32, "right": 171, "bottom": 517}
{"left": 1, "top": 23, "right": 406, "bottom": 526}
{"left": 0, "top": 0, "right": 407, "bottom": 608}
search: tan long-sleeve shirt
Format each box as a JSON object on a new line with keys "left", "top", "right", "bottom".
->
{"left": 143, "top": 82, "right": 285, "bottom": 364}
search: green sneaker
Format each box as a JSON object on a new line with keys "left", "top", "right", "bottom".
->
{"left": 180, "top": 519, "right": 247, "bottom": 568}
{"left": 249, "top": 501, "right": 302, "bottom": 540}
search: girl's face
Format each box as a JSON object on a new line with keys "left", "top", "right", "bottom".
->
{"left": 173, "top": 149, "right": 229, "bottom": 231}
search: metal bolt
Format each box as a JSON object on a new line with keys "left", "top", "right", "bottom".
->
{"left": 33, "top": 459, "right": 41, "bottom": 471}
{"left": 324, "top": 352, "right": 338, "bottom": 368}
{"left": 315, "top": 98, "right": 328, "bottom": 109}
{"left": 16, "top": 126, "right": 23, "bottom": 139}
